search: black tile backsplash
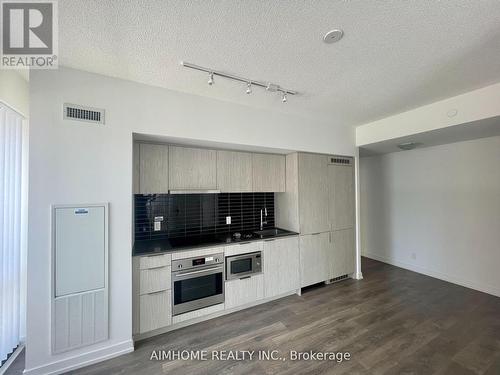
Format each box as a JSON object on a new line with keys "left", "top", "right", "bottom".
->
{"left": 134, "top": 193, "right": 275, "bottom": 241}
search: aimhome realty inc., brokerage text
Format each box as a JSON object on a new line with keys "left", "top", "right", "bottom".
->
{"left": 150, "top": 350, "right": 352, "bottom": 363}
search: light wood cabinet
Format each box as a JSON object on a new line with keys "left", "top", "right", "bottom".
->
{"left": 298, "top": 153, "right": 329, "bottom": 234}
{"left": 252, "top": 153, "right": 285, "bottom": 192}
{"left": 169, "top": 146, "right": 217, "bottom": 190}
{"left": 133, "top": 254, "right": 172, "bottom": 335}
{"left": 139, "top": 290, "right": 171, "bottom": 333}
{"left": 299, "top": 232, "right": 330, "bottom": 287}
{"left": 328, "top": 164, "right": 355, "bottom": 230}
{"left": 139, "top": 266, "right": 171, "bottom": 295}
{"left": 329, "top": 228, "right": 355, "bottom": 278}
{"left": 216, "top": 150, "right": 253, "bottom": 192}
{"left": 263, "top": 237, "right": 300, "bottom": 298}
{"left": 139, "top": 143, "right": 169, "bottom": 193}
{"left": 225, "top": 274, "right": 264, "bottom": 309}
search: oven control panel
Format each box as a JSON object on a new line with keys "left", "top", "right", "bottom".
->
{"left": 172, "top": 253, "right": 224, "bottom": 271}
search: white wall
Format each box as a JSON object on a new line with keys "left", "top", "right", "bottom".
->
{"left": 360, "top": 136, "right": 500, "bottom": 297}
{"left": 27, "top": 67, "right": 355, "bottom": 374}
{"left": 0, "top": 70, "right": 29, "bottom": 117}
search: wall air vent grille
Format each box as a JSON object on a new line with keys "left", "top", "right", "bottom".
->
{"left": 63, "top": 103, "right": 105, "bottom": 124}
{"left": 329, "top": 157, "right": 352, "bottom": 165}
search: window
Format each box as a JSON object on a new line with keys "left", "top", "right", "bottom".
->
{"left": 0, "top": 103, "right": 23, "bottom": 364}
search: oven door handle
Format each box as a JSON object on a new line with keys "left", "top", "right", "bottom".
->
{"left": 174, "top": 266, "right": 223, "bottom": 277}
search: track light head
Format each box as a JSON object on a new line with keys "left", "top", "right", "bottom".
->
{"left": 208, "top": 72, "right": 214, "bottom": 86}
{"left": 246, "top": 82, "right": 252, "bottom": 94}
{"left": 282, "top": 92, "right": 287, "bottom": 103}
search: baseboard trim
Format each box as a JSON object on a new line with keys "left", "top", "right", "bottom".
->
{"left": 364, "top": 252, "right": 500, "bottom": 298}
{"left": 23, "top": 340, "right": 134, "bottom": 375}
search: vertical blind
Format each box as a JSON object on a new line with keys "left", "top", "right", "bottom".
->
{"left": 0, "top": 103, "right": 23, "bottom": 363}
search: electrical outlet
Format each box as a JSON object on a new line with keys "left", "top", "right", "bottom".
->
{"left": 226, "top": 216, "right": 231, "bottom": 225}
{"left": 154, "top": 221, "right": 161, "bottom": 231}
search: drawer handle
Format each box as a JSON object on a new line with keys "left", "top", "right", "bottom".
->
{"left": 238, "top": 242, "right": 251, "bottom": 245}
{"left": 239, "top": 276, "right": 251, "bottom": 280}
{"left": 264, "top": 239, "right": 275, "bottom": 242}
{"left": 311, "top": 232, "right": 321, "bottom": 236}
{"left": 144, "top": 265, "right": 168, "bottom": 270}
{"left": 147, "top": 290, "right": 166, "bottom": 296}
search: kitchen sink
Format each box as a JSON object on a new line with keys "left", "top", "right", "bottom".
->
{"left": 253, "top": 228, "right": 289, "bottom": 238}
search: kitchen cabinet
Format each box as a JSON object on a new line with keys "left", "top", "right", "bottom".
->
{"left": 328, "top": 163, "right": 355, "bottom": 230}
{"left": 329, "top": 228, "right": 355, "bottom": 278}
{"left": 169, "top": 146, "right": 217, "bottom": 190}
{"left": 252, "top": 153, "right": 285, "bottom": 192}
{"left": 263, "top": 237, "right": 300, "bottom": 298}
{"left": 139, "top": 143, "right": 169, "bottom": 194}
{"left": 298, "top": 153, "right": 329, "bottom": 234}
{"left": 139, "top": 290, "right": 171, "bottom": 333}
{"left": 133, "top": 253, "right": 172, "bottom": 335}
{"left": 216, "top": 150, "right": 253, "bottom": 192}
{"left": 225, "top": 274, "right": 264, "bottom": 309}
{"left": 299, "top": 232, "right": 330, "bottom": 287}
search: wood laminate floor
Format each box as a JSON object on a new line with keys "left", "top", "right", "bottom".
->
{"left": 8, "top": 257, "right": 500, "bottom": 374}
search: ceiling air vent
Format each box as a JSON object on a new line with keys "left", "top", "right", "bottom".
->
{"left": 329, "top": 156, "right": 352, "bottom": 165}
{"left": 63, "top": 103, "right": 105, "bottom": 124}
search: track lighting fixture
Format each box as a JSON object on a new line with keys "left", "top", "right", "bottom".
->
{"left": 181, "top": 61, "right": 299, "bottom": 102}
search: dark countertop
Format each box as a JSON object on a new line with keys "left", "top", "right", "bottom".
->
{"left": 133, "top": 228, "right": 299, "bottom": 256}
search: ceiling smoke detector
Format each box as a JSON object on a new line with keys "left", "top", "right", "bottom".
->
{"left": 323, "top": 29, "right": 344, "bottom": 44}
{"left": 397, "top": 142, "right": 418, "bottom": 151}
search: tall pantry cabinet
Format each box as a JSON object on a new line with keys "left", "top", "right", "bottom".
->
{"left": 276, "top": 153, "right": 356, "bottom": 288}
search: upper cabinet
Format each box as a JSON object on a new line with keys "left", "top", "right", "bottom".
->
{"left": 252, "top": 153, "right": 285, "bottom": 192}
{"left": 169, "top": 146, "right": 217, "bottom": 190}
{"left": 139, "top": 143, "right": 169, "bottom": 194}
{"left": 216, "top": 150, "right": 253, "bottom": 192}
{"left": 297, "top": 153, "right": 329, "bottom": 234}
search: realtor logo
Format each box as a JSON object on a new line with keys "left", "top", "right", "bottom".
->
{"left": 1, "top": 0, "right": 58, "bottom": 69}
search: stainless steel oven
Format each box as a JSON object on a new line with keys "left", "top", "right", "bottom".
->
{"left": 171, "top": 253, "right": 224, "bottom": 316}
{"left": 225, "top": 251, "right": 262, "bottom": 280}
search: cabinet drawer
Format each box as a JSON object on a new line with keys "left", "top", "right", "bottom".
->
{"left": 139, "top": 289, "right": 171, "bottom": 333}
{"left": 139, "top": 253, "right": 171, "bottom": 269}
{"left": 139, "top": 266, "right": 171, "bottom": 295}
{"left": 225, "top": 274, "right": 264, "bottom": 309}
{"left": 224, "top": 241, "right": 263, "bottom": 257}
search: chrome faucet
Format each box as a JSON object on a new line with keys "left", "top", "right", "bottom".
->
{"left": 260, "top": 207, "right": 268, "bottom": 231}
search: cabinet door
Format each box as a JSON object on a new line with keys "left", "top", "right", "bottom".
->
{"left": 329, "top": 228, "right": 355, "bottom": 279}
{"left": 328, "top": 164, "right": 355, "bottom": 230}
{"left": 252, "top": 153, "right": 285, "bottom": 192}
{"left": 216, "top": 150, "right": 253, "bottom": 192}
{"left": 263, "top": 237, "right": 300, "bottom": 298}
{"left": 139, "top": 143, "right": 169, "bottom": 193}
{"left": 298, "top": 153, "right": 329, "bottom": 234}
{"left": 169, "top": 146, "right": 217, "bottom": 189}
{"left": 225, "top": 274, "right": 264, "bottom": 309}
{"left": 139, "top": 289, "right": 171, "bottom": 333}
{"left": 299, "top": 232, "right": 329, "bottom": 287}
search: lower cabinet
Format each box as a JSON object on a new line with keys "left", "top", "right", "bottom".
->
{"left": 139, "top": 289, "right": 171, "bottom": 333}
{"left": 225, "top": 274, "right": 264, "bottom": 309}
{"left": 299, "top": 232, "right": 330, "bottom": 287}
{"left": 329, "top": 228, "right": 355, "bottom": 278}
{"left": 263, "top": 237, "right": 300, "bottom": 298}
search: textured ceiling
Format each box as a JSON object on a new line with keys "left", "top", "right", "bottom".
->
{"left": 59, "top": 0, "right": 500, "bottom": 127}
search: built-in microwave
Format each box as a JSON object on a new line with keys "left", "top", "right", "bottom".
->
{"left": 225, "top": 251, "right": 262, "bottom": 280}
